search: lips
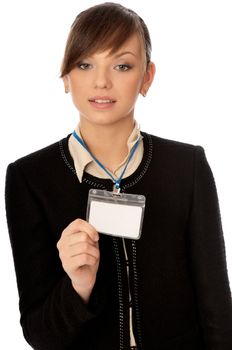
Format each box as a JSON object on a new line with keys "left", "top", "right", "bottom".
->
{"left": 89, "top": 96, "right": 116, "bottom": 103}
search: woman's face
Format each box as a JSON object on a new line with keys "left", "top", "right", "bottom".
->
{"left": 63, "top": 33, "right": 155, "bottom": 127}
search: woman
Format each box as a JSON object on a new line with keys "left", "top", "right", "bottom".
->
{"left": 5, "top": 2, "right": 232, "bottom": 349}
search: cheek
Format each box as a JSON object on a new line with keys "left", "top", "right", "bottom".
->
{"left": 130, "top": 71, "right": 144, "bottom": 87}
{"left": 122, "top": 75, "right": 143, "bottom": 96}
{"left": 70, "top": 79, "right": 84, "bottom": 93}
{"left": 69, "top": 79, "right": 88, "bottom": 106}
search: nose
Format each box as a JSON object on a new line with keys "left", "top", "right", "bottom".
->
{"left": 94, "top": 67, "right": 112, "bottom": 89}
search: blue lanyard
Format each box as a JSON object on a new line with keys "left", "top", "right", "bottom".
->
{"left": 72, "top": 130, "right": 140, "bottom": 191}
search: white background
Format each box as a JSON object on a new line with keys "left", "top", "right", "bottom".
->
{"left": 0, "top": 1, "right": 231, "bottom": 348}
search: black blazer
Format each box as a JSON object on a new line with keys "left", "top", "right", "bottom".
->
{"left": 5, "top": 131, "right": 232, "bottom": 349}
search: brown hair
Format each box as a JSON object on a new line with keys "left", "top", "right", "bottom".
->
{"left": 59, "top": 2, "right": 152, "bottom": 78}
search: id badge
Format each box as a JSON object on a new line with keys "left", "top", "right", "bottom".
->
{"left": 86, "top": 189, "right": 146, "bottom": 239}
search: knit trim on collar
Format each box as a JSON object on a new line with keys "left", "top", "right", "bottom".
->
{"left": 59, "top": 131, "right": 153, "bottom": 191}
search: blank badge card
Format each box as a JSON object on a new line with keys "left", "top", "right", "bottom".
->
{"left": 86, "top": 189, "right": 146, "bottom": 239}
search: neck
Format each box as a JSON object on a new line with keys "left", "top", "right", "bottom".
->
{"left": 78, "top": 117, "right": 135, "bottom": 172}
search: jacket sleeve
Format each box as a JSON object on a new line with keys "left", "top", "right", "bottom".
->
{"left": 188, "top": 146, "right": 232, "bottom": 349}
{"left": 5, "top": 161, "right": 106, "bottom": 350}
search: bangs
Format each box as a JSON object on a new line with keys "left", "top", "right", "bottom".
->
{"left": 74, "top": 9, "right": 140, "bottom": 57}
{"left": 60, "top": 3, "right": 151, "bottom": 77}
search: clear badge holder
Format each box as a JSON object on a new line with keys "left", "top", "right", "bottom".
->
{"left": 86, "top": 189, "right": 146, "bottom": 240}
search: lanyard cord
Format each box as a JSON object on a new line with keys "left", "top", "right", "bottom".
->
{"left": 72, "top": 130, "right": 140, "bottom": 190}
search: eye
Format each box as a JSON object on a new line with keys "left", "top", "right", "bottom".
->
{"left": 78, "top": 62, "right": 92, "bottom": 70}
{"left": 115, "top": 64, "right": 132, "bottom": 71}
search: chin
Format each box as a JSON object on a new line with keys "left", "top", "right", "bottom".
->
{"left": 85, "top": 115, "right": 129, "bottom": 126}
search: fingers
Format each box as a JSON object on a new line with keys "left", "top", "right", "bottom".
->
{"left": 60, "top": 231, "right": 95, "bottom": 248}
{"left": 62, "top": 218, "right": 99, "bottom": 242}
{"left": 69, "top": 251, "right": 99, "bottom": 268}
{"left": 56, "top": 218, "right": 100, "bottom": 270}
{"left": 62, "top": 241, "right": 99, "bottom": 260}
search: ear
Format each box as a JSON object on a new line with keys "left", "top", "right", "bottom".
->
{"left": 62, "top": 75, "right": 70, "bottom": 93}
{"left": 140, "top": 62, "right": 156, "bottom": 96}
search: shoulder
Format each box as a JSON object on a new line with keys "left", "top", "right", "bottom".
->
{"left": 6, "top": 134, "right": 71, "bottom": 178}
{"left": 142, "top": 130, "right": 203, "bottom": 151}
{"left": 141, "top": 130, "right": 205, "bottom": 161}
{"left": 141, "top": 131, "right": 208, "bottom": 184}
{"left": 140, "top": 132, "right": 213, "bottom": 199}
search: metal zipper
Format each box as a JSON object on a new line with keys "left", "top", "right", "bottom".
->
{"left": 113, "top": 238, "right": 125, "bottom": 350}
{"left": 131, "top": 240, "right": 143, "bottom": 349}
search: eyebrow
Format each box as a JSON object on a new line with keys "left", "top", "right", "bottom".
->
{"left": 87, "top": 51, "right": 137, "bottom": 60}
{"left": 111, "top": 51, "right": 137, "bottom": 58}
